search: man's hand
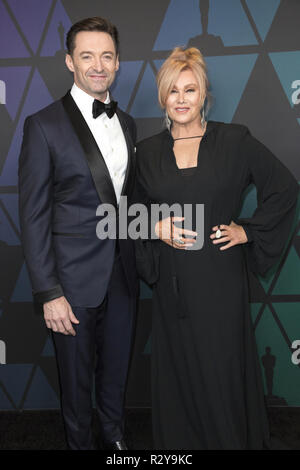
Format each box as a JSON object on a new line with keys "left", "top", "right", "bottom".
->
{"left": 210, "top": 221, "right": 248, "bottom": 250}
{"left": 43, "top": 296, "right": 79, "bottom": 336}
{"left": 155, "top": 216, "right": 197, "bottom": 249}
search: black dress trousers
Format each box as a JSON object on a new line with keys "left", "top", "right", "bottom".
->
{"left": 52, "top": 248, "right": 135, "bottom": 450}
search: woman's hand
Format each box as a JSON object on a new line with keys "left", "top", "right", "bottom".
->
{"left": 155, "top": 216, "right": 197, "bottom": 249}
{"left": 210, "top": 221, "right": 248, "bottom": 250}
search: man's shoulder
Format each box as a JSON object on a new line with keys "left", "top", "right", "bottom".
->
{"left": 116, "top": 107, "right": 136, "bottom": 140}
{"left": 117, "top": 107, "right": 135, "bottom": 127}
{"left": 25, "top": 94, "right": 67, "bottom": 125}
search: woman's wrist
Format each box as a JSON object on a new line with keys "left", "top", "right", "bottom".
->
{"left": 242, "top": 225, "right": 254, "bottom": 243}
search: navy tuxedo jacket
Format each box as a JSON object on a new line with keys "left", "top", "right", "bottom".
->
{"left": 18, "top": 91, "right": 138, "bottom": 307}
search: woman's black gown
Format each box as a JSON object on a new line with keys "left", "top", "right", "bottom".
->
{"left": 135, "top": 121, "right": 299, "bottom": 450}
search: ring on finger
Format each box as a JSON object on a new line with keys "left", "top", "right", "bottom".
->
{"left": 215, "top": 227, "right": 222, "bottom": 239}
{"left": 174, "top": 238, "right": 185, "bottom": 245}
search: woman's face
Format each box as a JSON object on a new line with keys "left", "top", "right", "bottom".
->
{"left": 165, "top": 69, "right": 203, "bottom": 127}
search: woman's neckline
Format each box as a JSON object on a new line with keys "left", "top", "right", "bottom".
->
{"left": 171, "top": 121, "right": 208, "bottom": 142}
{"left": 165, "top": 120, "right": 214, "bottom": 144}
{"left": 170, "top": 121, "right": 212, "bottom": 172}
{"left": 179, "top": 166, "right": 197, "bottom": 172}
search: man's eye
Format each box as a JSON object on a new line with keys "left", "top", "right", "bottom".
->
{"left": 82, "top": 56, "right": 90, "bottom": 59}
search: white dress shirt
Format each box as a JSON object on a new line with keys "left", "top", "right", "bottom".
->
{"left": 70, "top": 83, "right": 128, "bottom": 204}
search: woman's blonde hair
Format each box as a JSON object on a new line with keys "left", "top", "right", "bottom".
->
{"left": 156, "top": 47, "right": 212, "bottom": 126}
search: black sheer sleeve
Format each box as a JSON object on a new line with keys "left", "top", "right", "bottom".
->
{"left": 234, "top": 126, "right": 299, "bottom": 277}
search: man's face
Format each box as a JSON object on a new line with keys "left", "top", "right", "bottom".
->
{"left": 65, "top": 31, "right": 119, "bottom": 101}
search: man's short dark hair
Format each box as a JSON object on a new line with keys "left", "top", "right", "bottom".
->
{"left": 66, "top": 16, "right": 119, "bottom": 56}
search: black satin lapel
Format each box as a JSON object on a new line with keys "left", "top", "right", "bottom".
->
{"left": 116, "top": 108, "right": 136, "bottom": 198}
{"left": 61, "top": 91, "right": 117, "bottom": 207}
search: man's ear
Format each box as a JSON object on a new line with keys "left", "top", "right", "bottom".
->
{"left": 65, "top": 54, "right": 75, "bottom": 73}
{"left": 115, "top": 54, "right": 120, "bottom": 72}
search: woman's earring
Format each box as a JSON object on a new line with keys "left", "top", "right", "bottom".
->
{"left": 201, "top": 106, "right": 206, "bottom": 128}
{"left": 165, "top": 111, "right": 171, "bottom": 130}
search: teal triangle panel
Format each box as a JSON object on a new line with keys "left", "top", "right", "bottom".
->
{"left": 23, "top": 366, "right": 59, "bottom": 409}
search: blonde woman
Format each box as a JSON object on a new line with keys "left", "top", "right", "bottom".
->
{"left": 135, "top": 47, "right": 298, "bottom": 449}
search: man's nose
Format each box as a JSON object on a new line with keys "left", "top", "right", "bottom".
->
{"left": 93, "top": 58, "right": 104, "bottom": 71}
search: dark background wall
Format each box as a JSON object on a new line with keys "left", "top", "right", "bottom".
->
{"left": 0, "top": 0, "right": 299, "bottom": 409}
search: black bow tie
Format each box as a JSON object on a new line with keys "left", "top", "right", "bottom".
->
{"left": 92, "top": 99, "right": 118, "bottom": 119}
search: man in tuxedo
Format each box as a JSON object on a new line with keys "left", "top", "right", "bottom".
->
{"left": 18, "top": 16, "right": 138, "bottom": 450}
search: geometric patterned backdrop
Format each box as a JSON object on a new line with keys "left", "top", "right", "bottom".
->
{"left": 0, "top": 0, "right": 299, "bottom": 409}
